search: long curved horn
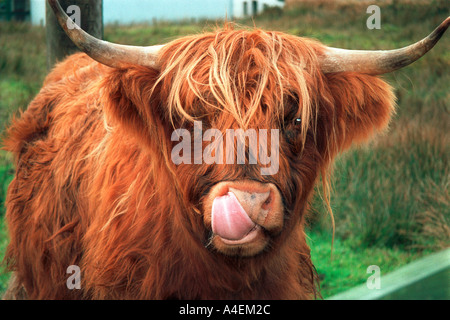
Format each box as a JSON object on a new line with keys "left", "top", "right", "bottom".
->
{"left": 320, "top": 17, "right": 450, "bottom": 74}
{"left": 47, "top": 0, "right": 163, "bottom": 69}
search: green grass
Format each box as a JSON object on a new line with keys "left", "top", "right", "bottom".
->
{"left": 0, "top": 163, "right": 13, "bottom": 293}
{"left": 307, "top": 231, "right": 429, "bottom": 298}
{"left": 310, "top": 138, "right": 449, "bottom": 249}
{"left": 0, "top": 217, "right": 9, "bottom": 293}
{"left": 0, "top": 1, "right": 449, "bottom": 298}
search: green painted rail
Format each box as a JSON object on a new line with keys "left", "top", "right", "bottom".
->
{"left": 327, "top": 248, "right": 450, "bottom": 300}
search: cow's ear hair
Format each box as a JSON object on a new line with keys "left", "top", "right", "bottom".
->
{"left": 102, "top": 66, "right": 168, "bottom": 149}
{"left": 325, "top": 72, "right": 396, "bottom": 153}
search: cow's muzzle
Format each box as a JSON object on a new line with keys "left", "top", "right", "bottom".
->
{"left": 203, "top": 180, "right": 283, "bottom": 256}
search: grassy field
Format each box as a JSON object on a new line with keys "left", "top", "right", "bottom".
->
{"left": 0, "top": 1, "right": 449, "bottom": 298}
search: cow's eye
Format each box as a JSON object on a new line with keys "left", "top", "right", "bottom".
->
{"left": 293, "top": 118, "right": 302, "bottom": 126}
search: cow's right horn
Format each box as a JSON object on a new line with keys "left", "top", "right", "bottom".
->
{"left": 319, "top": 17, "right": 450, "bottom": 75}
{"left": 47, "top": 0, "right": 163, "bottom": 69}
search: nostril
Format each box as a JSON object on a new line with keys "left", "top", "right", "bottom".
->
{"left": 262, "top": 193, "right": 272, "bottom": 210}
{"left": 229, "top": 187, "right": 271, "bottom": 211}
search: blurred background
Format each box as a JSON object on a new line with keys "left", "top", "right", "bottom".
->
{"left": 0, "top": 0, "right": 449, "bottom": 299}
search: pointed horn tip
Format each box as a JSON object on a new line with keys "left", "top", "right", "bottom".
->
{"left": 444, "top": 16, "right": 450, "bottom": 26}
{"left": 426, "top": 17, "right": 450, "bottom": 48}
{"left": 434, "top": 17, "right": 450, "bottom": 37}
{"left": 436, "top": 16, "right": 450, "bottom": 33}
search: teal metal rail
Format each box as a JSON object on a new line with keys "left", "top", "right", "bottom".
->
{"left": 327, "top": 248, "right": 450, "bottom": 300}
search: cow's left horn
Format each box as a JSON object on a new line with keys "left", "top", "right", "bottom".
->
{"left": 47, "top": 0, "right": 163, "bottom": 69}
{"left": 320, "top": 17, "right": 450, "bottom": 74}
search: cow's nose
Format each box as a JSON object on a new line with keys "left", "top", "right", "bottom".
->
{"left": 228, "top": 187, "right": 272, "bottom": 225}
{"left": 205, "top": 180, "right": 284, "bottom": 237}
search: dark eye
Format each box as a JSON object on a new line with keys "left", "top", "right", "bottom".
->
{"left": 293, "top": 118, "right": 302, "bottom": 126}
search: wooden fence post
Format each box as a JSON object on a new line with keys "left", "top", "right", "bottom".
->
{"left": 46, "top": 0, "right": 103, "bottom": 70}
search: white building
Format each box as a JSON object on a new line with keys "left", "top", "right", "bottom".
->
{"left": 232, "top": 0, "right": 284, "bottom": 18}
{"left": 30, "top": 0, "right": 45, "bottom": 25}
{"left": 30, "top": 0, "right": 285, "bottom": 26}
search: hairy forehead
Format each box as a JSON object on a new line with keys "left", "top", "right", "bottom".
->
{"left": 156, "top": 27, "right": 325, "bottom": 128}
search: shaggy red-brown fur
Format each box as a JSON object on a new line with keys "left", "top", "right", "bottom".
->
{"left": 3, "top": 26, "right": 395, "bottom": 300}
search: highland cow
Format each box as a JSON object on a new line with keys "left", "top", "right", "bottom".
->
{"left": 2, "top": 0, "right": 449, "bottom": 299}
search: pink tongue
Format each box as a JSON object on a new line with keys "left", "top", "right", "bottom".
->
{"left": 211, "top": 192, "right": 256, "bottom": 241}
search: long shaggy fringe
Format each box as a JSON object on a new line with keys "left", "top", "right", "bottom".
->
{"left": 157, "top": 25, "right": 321, "bottom": 143}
